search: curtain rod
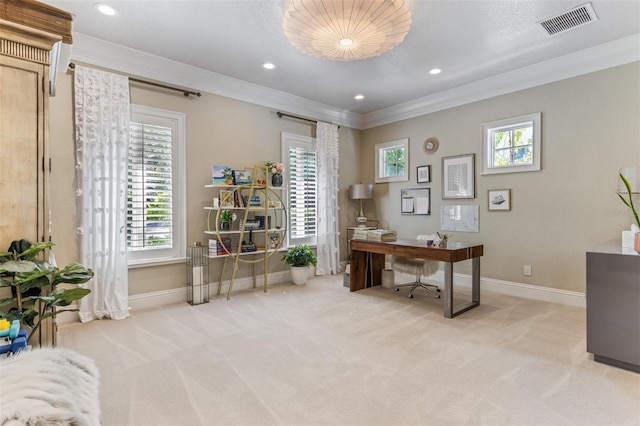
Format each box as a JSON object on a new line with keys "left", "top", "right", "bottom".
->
{"left": 68, "top": 63, "right": 201, "bottom": 98}
{"left": 276, "top": 111, "right": 340, "bottom": 128}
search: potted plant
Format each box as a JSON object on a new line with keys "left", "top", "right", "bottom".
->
{"left": 618, "top": 172, "right": 640, "bottom": 253}
{"left": 265, "top": 160, "right": 284, "bottom": 187}
{"left": 282, "top": 244, "right": 317, "bottom": 285}
{"left": 0, "top": 240, "right": 94, "bottom": 346}
{"left": 219, "top": 209, "right": 234, "bottom": 231}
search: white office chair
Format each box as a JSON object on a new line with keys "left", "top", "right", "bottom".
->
{"left": 391, "top": 234, "right": 441, "bottom": 298}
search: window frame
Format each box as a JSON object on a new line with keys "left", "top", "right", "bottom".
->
{"left": 281, "top": 132, "right": 317, "bottom": 247}
{"left": 375, "top": 138, "right": 409, "bottom": 183}
{"left": 127, "top": 104, "right": 186, "bottom": 267}
{"left": 481, "top": 112, "right": 541, "bottom": 175}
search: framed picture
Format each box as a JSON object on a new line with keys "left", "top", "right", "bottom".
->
{"left": 400, "top": 188, "right": 430, "bottom": 215}
{"left": 441, "top": 205, "right": 479, "bottom": 232}
{"left": 488, "top": 189, "right": 511, "bottom": 211}
{"left": 233, "top": 169, "right": 252, "bottom": 185}
{"left": 212, "top": 165, "right": 233, "bottom": 185}
{"left": 442, "top": 154, "right": 475, "bottom": 199}
{"left": 219, "top": 189, "right": 234, "bottom": 208}
{"left": 416, "top": 165, "right": 431, "bottom": 183}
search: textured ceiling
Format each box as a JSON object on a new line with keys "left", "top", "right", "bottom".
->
{"left": 41, "top": 0, "right": 640, "bottom": 115}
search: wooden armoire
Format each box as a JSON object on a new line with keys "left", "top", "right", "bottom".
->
{"left": 0, "top": 0, "right": 72, "bottom": 345}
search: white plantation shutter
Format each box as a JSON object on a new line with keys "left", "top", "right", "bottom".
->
{"left": 127, "top": 105, "right": 186, "bottom": 265}
{"left": 127, "top": 121, "right": 173, "bottom": 250}
{"left": 283, "top": 133, "right": 317, "bottom": 245}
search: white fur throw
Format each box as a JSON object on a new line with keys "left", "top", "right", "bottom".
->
{"left": 0, "top": 348, "right": 101, "bottom": 426}
{"left": 391, "top": 256, "right": 440, "bottom": 278}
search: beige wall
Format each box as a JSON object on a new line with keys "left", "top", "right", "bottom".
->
{"left": 360, "top": 63, "right": 640, "bottom": 293}
{"left": 49, "top": 70, "right": 361, "bottom": 296}
{"left": 49, "top": 62, "right": 638, "bottom": 298}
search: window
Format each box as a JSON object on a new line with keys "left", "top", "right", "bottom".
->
{"left": 375, "top": 138, "right": 409, "bottom": 183}
{"left": 127, "top": 105, "right": 186, "bottom": 266}
{"left": 282, "top": 132, "right": 317, "bottom": 246}
{"left": 481, "top": 113, "right": 541, "bottom": 175}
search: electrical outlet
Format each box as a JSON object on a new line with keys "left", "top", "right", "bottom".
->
{"left": 523, "top": 265, "right": 532, "bottom": 276}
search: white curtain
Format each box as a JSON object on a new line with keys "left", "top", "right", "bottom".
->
{"left": 315, "top": 122, "right": 340, "bottom": 275}
{"left": 74, "top": 65, "right": 130, "bottom": 322}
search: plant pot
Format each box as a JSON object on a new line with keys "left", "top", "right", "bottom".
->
{"left": 271, "top": 173, "right": 283, "bottom": 187}
{"left": 220, "top": 222, "right": 230, "bottom": 231}
{"left": 290, "top": 266, "right": 308, "bottom": 285}
{"left": 635, "top": 232, "right": 640, "bottom": 254}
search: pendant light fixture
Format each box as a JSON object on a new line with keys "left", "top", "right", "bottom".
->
{"left": 283, "top": 0, "right": 412, "bottom": 61}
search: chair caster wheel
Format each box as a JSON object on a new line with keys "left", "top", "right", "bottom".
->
{"left": 394, "top": 288, "right": 400, "bottom": 292}
{"left": 436, "top": 294, "right": 441, "bottom": 299}
{"left": 408, "top": 294, "right": 414, "bottom": 298}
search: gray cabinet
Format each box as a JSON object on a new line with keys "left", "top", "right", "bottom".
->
{"left": 586, "top": 243, "right": 640, "bottom": 372}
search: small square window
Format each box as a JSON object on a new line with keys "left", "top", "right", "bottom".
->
{"left": 481, "top": 113, "right": 541, "bottom": 175}
{"left": 375, "top": 138, "right": 409, "bottom": 183}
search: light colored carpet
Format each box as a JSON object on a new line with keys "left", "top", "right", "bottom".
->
{"left": 58, "top": 275, "right": 640, "bottom": 426}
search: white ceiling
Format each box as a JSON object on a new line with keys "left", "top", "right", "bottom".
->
{"left": 42, "top": 0, "right": 640, "bottom": 128}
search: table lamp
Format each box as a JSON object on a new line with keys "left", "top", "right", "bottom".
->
{"left": 349, "top": 183, "right": 373, "bottom": 227}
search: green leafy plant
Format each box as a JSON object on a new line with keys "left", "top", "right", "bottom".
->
{"left": 282, "top": 244, "right": 317, "bottom": 267}
{"left": 0, "top": 240, "right": 94, "bottom": 344}
{"left": 618, "top": 173, "right": 640, "bottom": 229}
{"left": 220, "top": 210, "right": 234, "bottom": 223}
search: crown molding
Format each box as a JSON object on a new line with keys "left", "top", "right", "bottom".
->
{"left": 361, "top": 34, "right": 640, "bottom": 129}
{"left": 70, "top": 33, "right": 639, "bottom": 131}
{"left": 70, "top": 33, "right": 362, "bottom": 129}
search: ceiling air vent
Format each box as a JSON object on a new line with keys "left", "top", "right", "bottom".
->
{"left": 539, "top": 3, "right": 598, "bottom": 36}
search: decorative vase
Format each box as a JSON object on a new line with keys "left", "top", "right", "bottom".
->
{"left": 290, "top": 266, "right": 308, "bottom": 285}
{"left": 271, "top": 173, "right": 283, "bottom": 187}
{"left": 635, "top": 232, "right": 640, "bottom": 254}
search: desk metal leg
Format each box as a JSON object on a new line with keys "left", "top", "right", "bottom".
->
{"left": 444, "top": 257, "right": 481, "bottom": 318}
{"left": 444, "top": 262, "right": 453, "bottom": 318}
{"left": 472, "top": 257, "right": 481, "bottom": 304}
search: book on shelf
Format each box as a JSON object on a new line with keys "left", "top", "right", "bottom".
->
{"left": 352, "top": 229, "right": 369, "bottom": 240}
{"left": 249, "top": 195, "right": 261, "bottom": 207}
{"left": 208, "top": 238, "right": 233, "bottom": 256}
{"left": 367, "top": 229, "right": 397, "bottom": 242}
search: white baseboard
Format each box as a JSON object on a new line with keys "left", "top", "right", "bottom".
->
{"left": 128, "top": 270, "right": 292, "bottom": 312}
{"left": 393, "top": 269, "right": 585, "bottom": 308}
{"left": 59, "top": 268, "right": 584, "bottom": 327}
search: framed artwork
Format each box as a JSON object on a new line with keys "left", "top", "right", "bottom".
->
{"left": 219, "top": 189, "right": 234, "bottom": 208}
{"left": 417, "top": 165, "right": 431, "bottom": 183}
{"left": 233, "top": 169, "right": 252, "bottom": 185}
{"left": 400, "top": 188, "right": 430, "bottom": 215}
{"left": 442, "top": 154, "right": 475, "bottom": 199}
{"left": 440, "top": 205, "right": 479, "bottom": 232}
{"left": 212, "top": 165, "right": 233, "bottom": 185}
{"left": 488, "top": 189, "right": 511, "bottom": 211}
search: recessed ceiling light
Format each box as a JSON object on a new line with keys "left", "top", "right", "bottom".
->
{"left": 354, "top": 94, "right": 365, "bottom": 100}
{"left": 429, "top": 68, "right": 442, "bottom": 75}
{"left": 262, "top": 62, "right": 276, "bottom": 70}
{"left": 95, "top": 3, "right": 118, "bottom": 16}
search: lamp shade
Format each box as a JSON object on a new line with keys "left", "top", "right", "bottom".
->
{"left": 618, "top": 167, "right": 640, "bottom": 194}
{"left": 349, "top": 183, "right": 373, "bottom": 200}
{"left": 283, "top": 0, "right": 412, "bottom": 61}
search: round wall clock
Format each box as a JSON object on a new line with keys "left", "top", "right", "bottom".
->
{"left": 423, "top": 137, "right": 440, "bottom": 154}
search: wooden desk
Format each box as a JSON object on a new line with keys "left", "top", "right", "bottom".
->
{"left": 350, "top": 239, "right": 484, "bottom": 318}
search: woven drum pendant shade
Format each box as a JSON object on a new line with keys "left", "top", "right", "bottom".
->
{"left": 283, "top": 0, "right": 412, "bottom": 61}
